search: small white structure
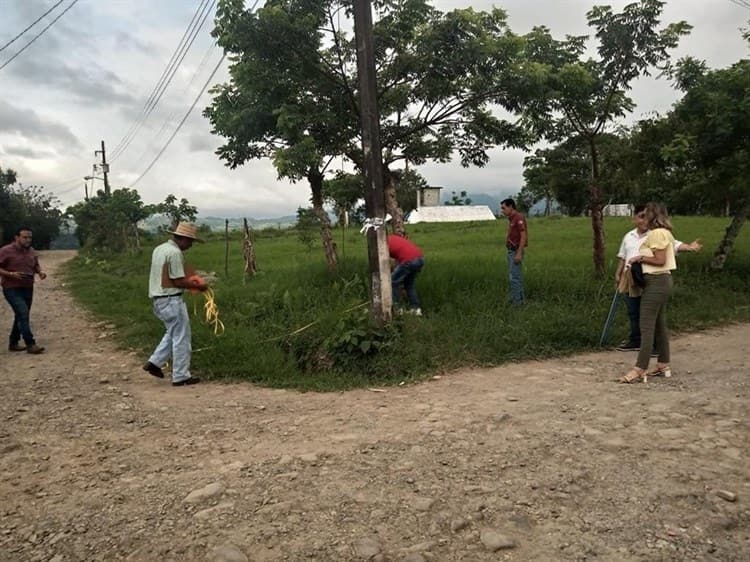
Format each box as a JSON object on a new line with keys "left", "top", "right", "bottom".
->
{"left": 419, "top": 185, "right": 443, "bottom": 207}
{"left": 406, "top": 205, "right": 496, "bottom": 224}
{"left": 603, "top": 203, "right": 633, "bottom": 217}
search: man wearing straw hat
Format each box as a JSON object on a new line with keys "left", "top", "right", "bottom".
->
{"left": 143, "top": 222, "right": 207, "bottom": 386}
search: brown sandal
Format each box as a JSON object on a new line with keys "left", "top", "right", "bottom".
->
{"left": 619, "top": 367, "right": 646, "bottom": 384}
{"left": 649, "top": 364, "right": 672, "bottom": 378}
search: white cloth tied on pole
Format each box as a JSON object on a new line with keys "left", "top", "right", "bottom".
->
{"left": 359, "top": 213, "right": 392, "bottom": 234}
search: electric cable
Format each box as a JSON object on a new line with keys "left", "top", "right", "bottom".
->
{"left": 126, "top": 0, "right": 261, "bottom": 185}
{"left": 110, "top": 0, "right": 216, "bottom": 162}
{"left": 129, "top": 41, "right": 219, "bottom": 169}
{"left": 110, "top": 0, "right": 211, "bottom": 159}
{"left": 0, "top": 0, "right": 79, "bottom": 72}
{"left": 0, "top": 0, "right": 67, "bottom": 53}
{"left": 129, "top": 54, "right": 225, "bottom": 188}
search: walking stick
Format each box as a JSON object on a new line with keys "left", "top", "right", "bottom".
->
{"left": 599, "top": 290, "right": 621, "bottom": 346}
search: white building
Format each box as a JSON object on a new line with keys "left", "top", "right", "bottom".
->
{"left": 603, "top": 203, "right": 633, "bottom": 217}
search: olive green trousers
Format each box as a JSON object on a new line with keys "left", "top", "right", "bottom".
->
{"left": 636, "top": 273, "right": 673, "bottom": 370}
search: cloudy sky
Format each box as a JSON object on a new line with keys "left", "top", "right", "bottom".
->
{"left": 1, "top": 0, "right": 748, "bottom": 219}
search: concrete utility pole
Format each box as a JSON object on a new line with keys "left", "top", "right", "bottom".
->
{"left": 353, "top": 0, "right": 392, "bottom": 326}
{"left": 94, "top": 140, "right": 111, "bottom": 195}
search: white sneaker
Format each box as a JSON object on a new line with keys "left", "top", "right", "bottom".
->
{"left": 408, "top": 308, "right": 423, "bottom": 316}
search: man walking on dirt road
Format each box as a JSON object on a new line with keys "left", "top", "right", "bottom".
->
{"left": 143, "top": 222, "right": 207, "bottom": 386}
{"left": 0, "top": 226, "right": 46, "bottom": 354}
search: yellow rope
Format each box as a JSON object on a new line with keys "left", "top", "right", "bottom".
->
{"left": 202, "top": 287, "right": 225, "bottom": 336}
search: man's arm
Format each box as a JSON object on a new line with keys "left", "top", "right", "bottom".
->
{"left": 615, "top": 258, "right": 626, "bottom": 289}
{"left": 0, "top": 267, "right": 25, "bottom": 280}
{"left": 169, "top": 276, "right": 207, "bottom": 291}
{"left": 676, "top": 239, "right": 702, "bottom": 253}
{"left": 514, "top": 228, "right": 527, "bottom": 263}
{"left": 34, "top": 256, "right": 46, "bottom": 280}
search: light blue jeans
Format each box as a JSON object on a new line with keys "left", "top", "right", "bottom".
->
{"left": 148, "top": 296, "right": 192, "bottom": 383}
{"left": 507, "top": 250, "right": 525, "bottom": 305}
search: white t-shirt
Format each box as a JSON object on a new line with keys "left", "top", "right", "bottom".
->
{"left": 617, "top": 228, "right": 682, "bottom": 263}
{"left": 148, "top": 239, "right": 186, "bottom": 297}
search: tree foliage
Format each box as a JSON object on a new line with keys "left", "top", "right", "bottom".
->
{"left": 444, "top": 190, "right": 472, "bottom": 206}
{"left": 514, "top": 0, "right": 690, "bottom": 274}
{"left": 154, "top": 194, "right": 198, "bottom": 230}
{"left": 521, "top": 133, "right": 628, "bottom": 216}
{"left": 0, "top": 165, "right": 63, "bottom": 248}
{"left": 206, "top": 0, "right": 529, "bottom": 244}
{"left": 67, "top": 189, "right": 152, "bottom": 253}
{"left": 323, "top": 172, "right": 363, "bottom": 227}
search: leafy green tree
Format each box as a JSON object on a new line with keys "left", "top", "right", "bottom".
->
{"left": 515, "top": 0, "right": 690, "bottom": 274}
{"left": 154, "top": 194, "right": 198, "bottom": 230}
{"left": 521, "top": 133, "right": 628, "bottom": 217}
{"left": 206, "top": 0, "right": 527, "bottom": 251}
{"left": 1, "top": 166, "right": 63, "bottom": 248}
{"left": 664, "top": 56, "right": 750, "bottom": 269}
{"left": 393, "top": 168, "right": 428, "bottom": 216}
{"left": 67, "top": 189, "right": 151, "bottom": 253}
{"left": 323, "top": 172, "right": 363, "bottom": 228}
{"left": 444, "top": 190, "right": 472, "bottom": 206}
{"left": 295, "top": 206, "right": 319, "bottom": 252}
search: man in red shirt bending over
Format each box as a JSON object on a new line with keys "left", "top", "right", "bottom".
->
{"left": 387, "top": 233, "right": 425, "bottom": 316}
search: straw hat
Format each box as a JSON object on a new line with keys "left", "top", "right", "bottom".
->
{"left": 168, "top": 222, "right": 204, "bottom": 242}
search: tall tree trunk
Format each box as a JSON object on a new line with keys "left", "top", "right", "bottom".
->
{"left": 710, "top": 201, "right": 749, "bottom": 271}
{"left": 308, "top": 170, "right": 338, "bottom": 271}
{"left": 383, "top": 168, "right": 405, "bottom": 235}
{"left": 588, "top": 138, "right": 606, "bottom": 276}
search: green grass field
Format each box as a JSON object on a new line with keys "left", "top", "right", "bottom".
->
{"left": 63, "top": 216, "right": 750, "bottom": 390}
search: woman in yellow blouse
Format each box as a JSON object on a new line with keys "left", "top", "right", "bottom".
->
{"left": 619, "top": 202, "right": 701, "bottom": 383}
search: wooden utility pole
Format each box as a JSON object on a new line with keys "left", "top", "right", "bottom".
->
{"left": 95, "top": 140, "right": 111, "bottom": 195}
{"left": 353, "top": 0, "right": 392, "bottom": 326}
{"left": 242, "top": 218, "right": 257, "bottom": 280}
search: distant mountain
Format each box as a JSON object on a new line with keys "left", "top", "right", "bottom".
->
{"left": 441, "top": 192, "right": 501, "bottom": 213}
{"left": 139, "top": 214, "right": 297, "bottom": 232}
{"left": 198, "top": 215, "right": 297, "bottom": 231}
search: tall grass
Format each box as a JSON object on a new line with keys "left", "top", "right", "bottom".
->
{"left": 63, "top": 216, "right": 750, "bottom": 390}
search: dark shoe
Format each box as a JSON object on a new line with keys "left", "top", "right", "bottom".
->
{"left": 616, "top": 341, "right": 640, "bottom": 352}
{"left": 172, "top": 377, "right": 200, "bottom": 387}
{"left": 142, "top": 361, "right": 165, "bottom": 378}
{"left": 26, "top": 344, "right": 45, "bottom": 354}
{"left": 8, "top": 344, "right": 26, "bottom": 352}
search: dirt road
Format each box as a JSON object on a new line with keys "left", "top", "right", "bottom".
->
{"left": 1, "top": 251, "right": 748, "bottom": 561}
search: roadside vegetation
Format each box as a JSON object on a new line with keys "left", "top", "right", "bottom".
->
{"left": 63, "top": 216, "right": 750, "bottom": 391}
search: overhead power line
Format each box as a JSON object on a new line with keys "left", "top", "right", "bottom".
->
{"left": 130, "top": 40, "right": 219, "bottom": 169}
{"left": 110, "top": 0, "right": 216, "bottom": 162}
{"left": 0, "top": 0, "right": 79, "bottom": 72}
{"left": 0, "top": 0, "right": 67, "bottom": 53}
{"left": 130, "top": 54, "right": 226, "bottom": 188}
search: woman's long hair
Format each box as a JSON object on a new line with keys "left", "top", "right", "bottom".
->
{"left": 645, "top": 202, "right": 673, "bottom": 231}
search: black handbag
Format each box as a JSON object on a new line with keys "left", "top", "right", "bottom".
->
{"left": 630, "top": 261, "right": 646, "bottom": 288}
